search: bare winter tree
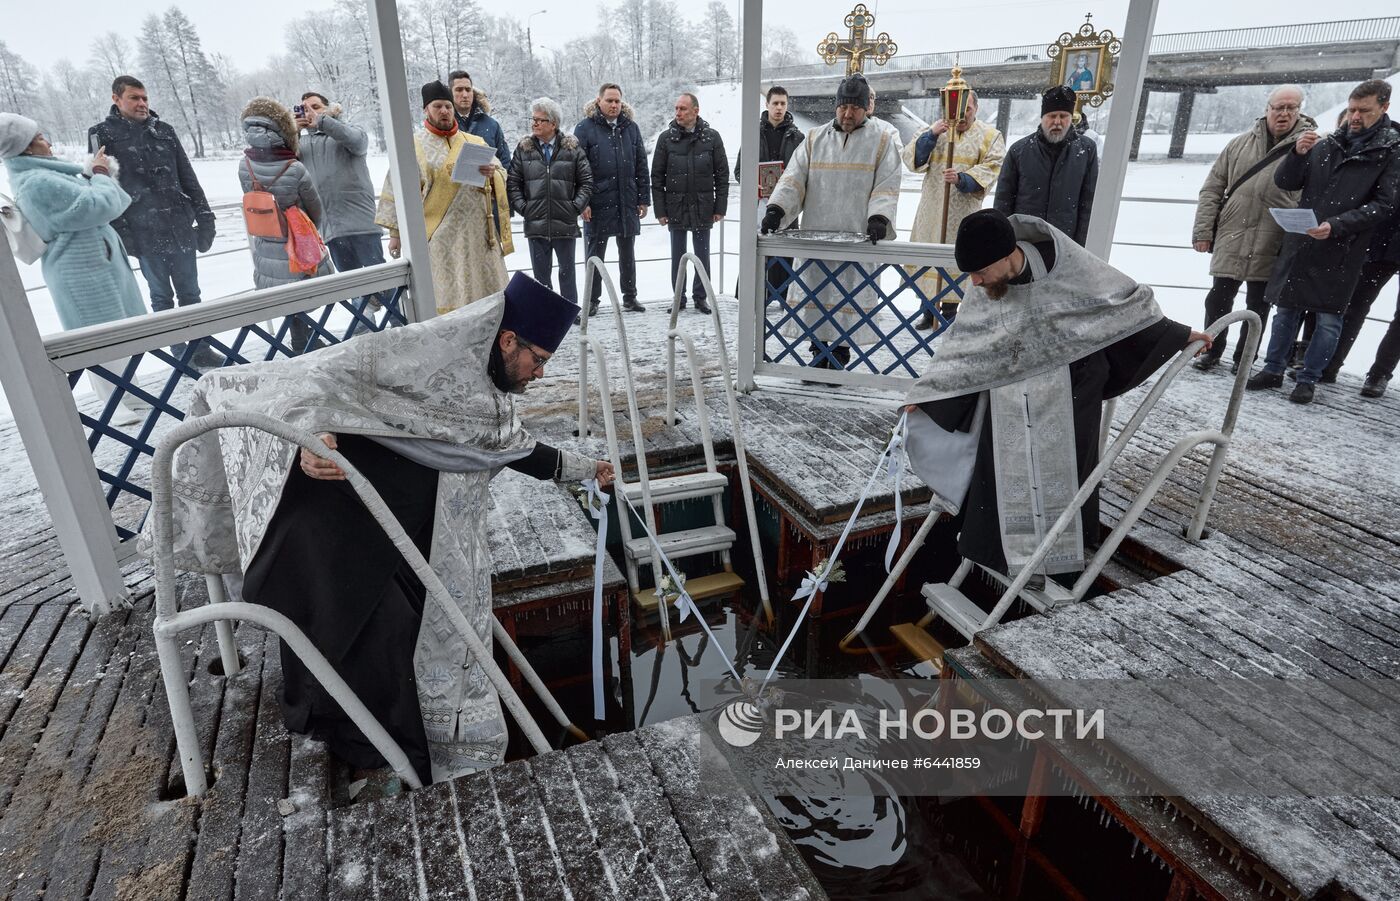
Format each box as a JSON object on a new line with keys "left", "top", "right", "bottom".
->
{"left": 615, "top": 0, "right": 647, "bottom": 82}
{"left": 336, "top": 0, "right": 386, "bottom": 151}
{"left": 40, "top": 60, "right": 108, "bottom": 146}
{"left": 91, "top": 33, "right": 134, "bottom": 81}
{"left": 162, "top": 8, "right": 221, "bottom": 158}
{"left": 136, "top": 11, "right": 209, "bottom": 156}
{"left": 761, "top": 26, "right": 805, "bottom": 70}
{"left": 0, "top": 41, "right": 41, "bottom": 119}
{"left": 703, "top": 0, "right": 737, "bottom": 79}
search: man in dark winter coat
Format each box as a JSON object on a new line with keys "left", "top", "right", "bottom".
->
{"left": 733, "top": 86, "right": 804, "bottom": 183}
{"left": 449, "top": 71, "right": 511, "bottom": 168}
{"left": 734, "top": 86, "right": 804, "bottom": 294}
{"left": 1248, "top": 79, "right": 1400, "bottom": 404}
{"left": 88, "top": 75, "right": 218, "bottom": 365}
{"left": 1320, "top": 118, "right": 1400, "bottom": 397}
{"left": 652, "top": 93, "right": 728, "bottom": 314}
{"left": 994, "top": 86, "right": 1098, "bottom": 246}
{"left": 507, "top": 97, "right": 593, "bottom": 304}
{"left": 574, "top": 83, "right": 650, "bottom": 313}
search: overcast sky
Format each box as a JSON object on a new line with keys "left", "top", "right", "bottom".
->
{"left": 6, "top": 0, "right": 1396, "bottom": 76}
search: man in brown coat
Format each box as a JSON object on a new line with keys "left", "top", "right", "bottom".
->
{"left": 1191, "top": 85, "right": 1313, "bottom": 373}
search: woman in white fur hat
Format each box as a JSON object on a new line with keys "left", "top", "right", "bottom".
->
{"left": 2, "top": 112, "right": 151, "bottom": 422}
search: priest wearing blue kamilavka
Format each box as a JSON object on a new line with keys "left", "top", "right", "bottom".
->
{"left": 903, "top": 210, "right": 1212, "bottom": 585}
{"left": 149, "top": 273, "right": 614, "bottom": 795}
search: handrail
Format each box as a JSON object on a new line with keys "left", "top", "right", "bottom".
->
{"left": 837, "top": 308, "right": 1260, "bottom": 648}
{"left": 149, "top": 411, "right": 571, "bottom": 796}
{"left": 664, "top": 251, "right": 774, "bottom": 619}
{"left": 1070, "top": 429, "right": 1227, "bottom": 597}
{"left": 44, "top": 261, "right": 412, "bottom": 371}
{"left": 976, "top": 308, "right": 1260, "bottom": 630}
{"left": 577, "top": 257, "right": 668, "bottom": 637}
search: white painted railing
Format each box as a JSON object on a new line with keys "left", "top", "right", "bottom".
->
{"left": 149, "top": 412, "right": 582, "bottom": 796}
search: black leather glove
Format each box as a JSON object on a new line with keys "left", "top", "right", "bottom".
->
{"left": 761, "top": 205, "right": 784, "bottom": 235}
{"left": 194, "top": 222, "right": 215, "bottom": 254}
{"left": 867, "top": 216, "right": 886, "bottom": 244}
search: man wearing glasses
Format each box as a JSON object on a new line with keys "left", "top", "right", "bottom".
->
{"left": 159, "top": 272, "right": 613, "bottom": 795}
{"left": 1191, "top": 85, "right": 1314, "bottom": 374}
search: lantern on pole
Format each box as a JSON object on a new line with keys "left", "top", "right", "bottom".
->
{"left": 940, "top": 62, "right": 971, "bottom": 130}
{"left": 937, "top": 62, "right": 972, "bottom": 247}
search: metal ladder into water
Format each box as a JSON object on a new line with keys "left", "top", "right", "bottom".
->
{"left": 577, "top": 253, "right": 771, "bottom": 641}
{"left": 841, "top": 309, "right": 1262, "bottom": 668}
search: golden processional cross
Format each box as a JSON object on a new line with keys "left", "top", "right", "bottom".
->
{"left": 817, "top": 4, "right": 898, "bottom": 76}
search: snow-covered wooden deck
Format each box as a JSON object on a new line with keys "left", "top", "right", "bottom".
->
{"left": 0, "top": 582, "right": 822, "bottom": 898}
{"left": 946, "top": 364, "right": 1400, "bottom": 901}
{"left": 6, "top": 292, "right": 1399, "bottom": 897}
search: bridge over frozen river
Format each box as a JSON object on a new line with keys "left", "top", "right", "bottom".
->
{"left": 775, "top": 17, "right": 1400, "bottom": 158}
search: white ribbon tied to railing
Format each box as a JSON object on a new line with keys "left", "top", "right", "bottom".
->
{"left": 581, "top": 478, "right": 610, "bottom": 720}
{"left": 617, "top": 489, "right": 745, "bottom": 687}
{"left": 884, "top": 414, "right": 909, "bottom": 573}
{"left": 759, "top": 411, "right": 910, "bottom": 694}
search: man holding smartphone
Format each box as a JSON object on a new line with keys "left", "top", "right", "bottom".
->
{"left": 295, "top": 92, "right": 390, "bottom": 315}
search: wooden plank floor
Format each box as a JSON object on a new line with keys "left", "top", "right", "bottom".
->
{"left": 958, "top": 367, "right": 1400, "bottom": 901}
{"left": 0, "top": 299, "right": 848, "bottom": 899}
{"left": 0, "top": 585, "right": 824, "bottom": 900}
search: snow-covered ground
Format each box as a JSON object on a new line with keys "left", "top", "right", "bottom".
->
{"left": 2, "top": 86, "right": 1395, "bottom": 422}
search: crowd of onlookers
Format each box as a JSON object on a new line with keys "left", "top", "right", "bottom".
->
{"left": 0, "top": 68, "right": 1397, "bottom": 402}
{"left": 1193, "top": 79, "right": 1399, "bottom": 402}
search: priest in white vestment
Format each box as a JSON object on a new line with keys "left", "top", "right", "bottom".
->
{"left": 763, "top": 73, "right": 902, "bottom": 370}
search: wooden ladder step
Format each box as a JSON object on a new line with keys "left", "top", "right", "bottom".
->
{"left": 920, "top": 582, "right": 988, "bottom": 641}
{"left": 977, "top": 564, "right": 1076, "bottom": 612}
{"left": 635, "top": 571, "right": 746, "bottom": 612}
{"left": 621, "top": 472, "right": 728, "bottom": 505}
{"left": 624, "top": 525, "right": 736, "bottom": 564}
{"left": 889, "top": 622, "right": 946, "bottom": 672}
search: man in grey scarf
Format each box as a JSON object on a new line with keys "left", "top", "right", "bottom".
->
{"left": 903, "top": 210, "right": 1210, "bottom": 582}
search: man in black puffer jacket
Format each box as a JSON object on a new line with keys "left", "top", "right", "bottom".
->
{"left": 507, "top": 97, "right": 593, "bottom": 306}
{"left": 995, "top": 86, "right": 1098, "bottom": 246}
{"left": 1321, "top": 117, "right": 1400, "bottom": 395}
{"left": 574, "top": 83, "right": 650, "bottom": 312}
{"left": 652, "top": 93, "right": 728, "bottom": 314}
{"left": 88, "top": 75, "right": 216, "bottom": 349}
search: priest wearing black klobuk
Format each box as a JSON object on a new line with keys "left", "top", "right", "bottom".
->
{"left": 144, "top": 272, "right": 614, "bottom": 788}
{"left": 903, "top": 210, "right": 1211, "bottom": 582}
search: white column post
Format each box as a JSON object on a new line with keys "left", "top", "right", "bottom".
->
{"left": 735, "top": 0, "right": 764, "bottom": 392}
{"left": 0, "top": 243, "right": 129, "bottom": 615}
{"left": 368, "top": 0, "right": 438, "bottom": 321}
{"left": 1084, "top": 0, "right": 1161, "bottom": 260}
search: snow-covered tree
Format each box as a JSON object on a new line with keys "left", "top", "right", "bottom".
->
{"left": 761, "top": 26, "right": 805, "bottom": 71}
{"left": 135, "top": 9, "right": 223, "bottom": 158}
{"left": 0, "top": 41, "right": 41, "bottom": 119}
{"left": 38, "top": 60, "right": 108, "bottom": 147}
{"left": 90, "top": 33, "right": 134, "bottom": 82}
{"left": 702, "top": 1, "right": 737, "bottom": 79}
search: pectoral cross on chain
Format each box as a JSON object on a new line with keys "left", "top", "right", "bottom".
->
{"left": 1009, "top": 339, "right": 1025, "bottom": 366}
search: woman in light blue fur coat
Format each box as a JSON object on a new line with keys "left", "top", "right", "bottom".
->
{"left": 1, "top": 114, "right": 147, "bottom": 331}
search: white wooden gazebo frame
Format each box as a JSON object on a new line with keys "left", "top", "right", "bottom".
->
{"left": 0, "top": 0, "right": 1161, "bottom": 616}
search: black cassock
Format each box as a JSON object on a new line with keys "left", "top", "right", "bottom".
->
{"left": 242, "top": 435, "right": 561, "bottom": 784}
{"left": 919, "top": 317, "right": 1189, "bottom": 576}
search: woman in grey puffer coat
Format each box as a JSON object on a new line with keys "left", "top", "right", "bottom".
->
{"left": 237, "top": 97, "right": 329, "bottom": 351}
